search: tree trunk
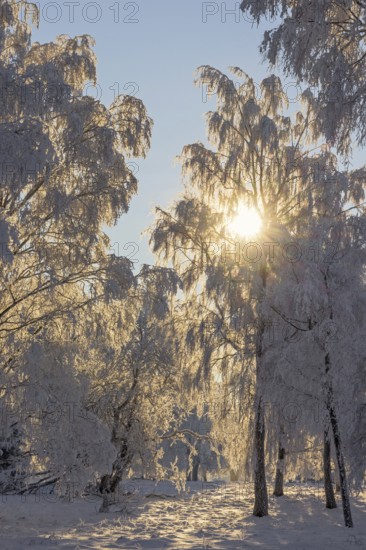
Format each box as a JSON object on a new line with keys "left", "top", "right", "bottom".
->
{"left": 230, "top": 469, "right": 239, "bottom": 482}
{"left": 273, "top": 425, "right": 285, "bottom": 497}
{"left": 252, "top": 265, "right": 268, "bottom": 517}
{"left": 335, "top": 466, "right": 341, "bottom": 493}
{"left": 191, "top": 459, "right": 199, "bottom": 482}
{"left": 323, "top": 427, "right": 337, "bottom": 509}
{"left": 325, "top": 353, "right": 353, "bottom": 528}
{"left": 98, "top": 393, "right": 136, "bottom": 511}
{"left": 253, "top": 397, "right": 268, "bottom": 516}
{"left": 99, "top": 438, "right": 130, "bottom": 496}
{"left": 328, "top": 399, "right": 353, "bottom": 527}
{"left": 187, "top": 452, "right": 199, "bottom": 481}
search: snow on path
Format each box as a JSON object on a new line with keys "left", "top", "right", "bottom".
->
{"left": 0, "top": 481, "right": 365, "bottom": 549}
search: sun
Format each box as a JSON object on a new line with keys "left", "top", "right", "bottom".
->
{"left": 227, "top": 204, "right": 262, "bottom": 238}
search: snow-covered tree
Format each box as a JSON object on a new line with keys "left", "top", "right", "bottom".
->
{"left": 266, "top": 161, "right": 366, "bottom": 526}
{"left": 0, "top": 0, "right": 152, "bottom": 492}
{"left": 0, "top": 0, "right": 152, "bottom": 342}
{"left": 75, "top": 265, "right": 183, "bottom": 500}
{"left": 151, "top": 65, "right": 345, "bottom": 517}
{"left": 240, "top": 0, "right": 366, "bottom": 153}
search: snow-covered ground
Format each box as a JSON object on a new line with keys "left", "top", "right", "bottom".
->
{"left": 0, "top": 481, "right": 365, "bottom": 549}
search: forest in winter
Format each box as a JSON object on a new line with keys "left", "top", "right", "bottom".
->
{"left": 0, "top": 0, "right": 365, "bottom": 548}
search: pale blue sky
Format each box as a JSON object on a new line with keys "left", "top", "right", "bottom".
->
{"left": 32, "top": 1, "right": 358, "bottom": 268}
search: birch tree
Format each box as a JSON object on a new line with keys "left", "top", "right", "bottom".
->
{"left": 0, "top": 0, "right": 152, "bottom": 491}
{"left": 267, "top": 165, "right": 366, "bottom": 526}
{"left": 0, "top": 0, "right": 152, "bottom": 345}
{"left": 240, "top": 0, "right": 366, "bottom": 153}
{"left": 151, "top": 65, "right": 341, "bottom": 516}
{"left": 78, "top": 266, "right": 182, "bottom": 501}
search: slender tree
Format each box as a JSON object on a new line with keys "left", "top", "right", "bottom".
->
{"left": 323, "top": 427, "right": 337, "bottom": 509}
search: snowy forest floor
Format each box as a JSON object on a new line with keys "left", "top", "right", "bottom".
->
{"left": 0, "top": 481, "right": 365, "bottom": 549}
